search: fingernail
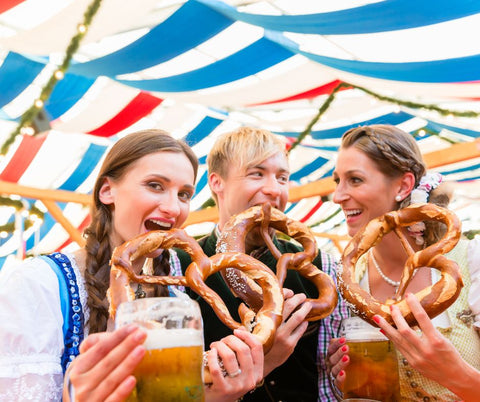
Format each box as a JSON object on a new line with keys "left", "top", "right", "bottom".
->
{"left": 373, "top": 315, "right": 381, "bottom": 324}
{"left": 339, "top": 370, "right": 345, "bottom": 377}
{"left": 380, "top": 329, "right": 386, "bottom": 335}
{"left": 125, "top": 324, "right": 138, "bottom": 333}
{"left": 133, "top": 329, "right": 146, "bottom": 342}
{"left": 341, "top": 346, "right": 348, "bottom": 352}
{"left": 339, "top": 337, "right": 346, "bottom": 345}
{"left": 132, "top": 345, "right": 145, "bottom": 358}
{"left": 342, "top": 356, "right": 349, "bottom": 363}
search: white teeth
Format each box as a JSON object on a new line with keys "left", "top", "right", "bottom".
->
{"left": 344, "top": 209, "right": 362, "bottom": 217}
{"left": 149, "top": 219, "right": 172, "bottom": 229}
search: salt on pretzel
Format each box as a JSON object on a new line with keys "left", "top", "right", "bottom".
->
{"left": 338, "top": 203, "right": 463, "bottom": 327}
{"left": 107, "top": 228, "right": 284, "bottom": 383}
{"left": 216, "top": 204, "right": 338, "bottom": 321}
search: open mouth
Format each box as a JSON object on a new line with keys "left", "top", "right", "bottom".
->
{"left": 145, "top": 219, "right": 173, "bottom": 231}
{"left": 254, "top": 202, "right": 278, "bottom": 210}
{"left": 344, "top": 209, "right": 362, "bottom": 219}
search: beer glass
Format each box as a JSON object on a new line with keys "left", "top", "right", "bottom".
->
{"left": 115, "top": 297, "right": 205, "bottom": 402}
{"left": 341, "top": 316, "right": 400, "bottom": 402}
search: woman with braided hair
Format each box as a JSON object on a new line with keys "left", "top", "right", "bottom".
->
{"left": 327, "top": 125, "right": 480, "bottom": 401}
{"left": 0, "top": 130, "right": 264, "bottom": 401}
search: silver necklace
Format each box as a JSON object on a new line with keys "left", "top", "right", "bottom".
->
{"left": 369, "top": 249, "right": 400, "bottom": 289}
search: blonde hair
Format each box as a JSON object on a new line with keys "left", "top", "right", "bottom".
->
{"left": 207, "top": 127, "right": 287, "bottom": 202}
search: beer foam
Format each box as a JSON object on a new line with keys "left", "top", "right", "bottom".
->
{"left": 342, "top": 316, "right": 388, "bottom": 341}
{"left": 345, "top": 329, "right": 387, "bottom": 341}
{"left": 143, "top": 328, "right": 204, "bottom": 350}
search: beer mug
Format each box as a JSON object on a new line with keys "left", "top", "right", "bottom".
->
{"left": 341, "top": 316, "right": 400, "bottom": 402}
{"left": 115, "top": 297, "right": 205, "bottom": 402}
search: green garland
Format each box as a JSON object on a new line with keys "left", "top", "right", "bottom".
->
{"left": 0, "top": 0, "right": 103, "bottom": 155}
{"left": 0, "top": 196, "right": 45, "bottom": 234}
{"left": 288, "top": 81, "right": 480, "bottom": 152}
{"left": 411, "top": 126, "right": 457, "bottom": 144}
{"left": 2, "top": 0, "right": 478, "bottom": 155}
{"left": 288, "top": 83, "right": 350, "bottom": 152}
{"left": 464, "top": 230, "right": 480, "bottom": 240}
{"left": 353, "top": 83, "right": 479, "bottom": 118}
{"left": 201, "top": 197, "right": 216, "bottom": 209}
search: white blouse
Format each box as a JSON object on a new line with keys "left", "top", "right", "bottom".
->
{"left": 0, "top": 251, "right": 184, "bottom": 401}
{"left": 0, "top": 254, "right": 88, "bottom": 402}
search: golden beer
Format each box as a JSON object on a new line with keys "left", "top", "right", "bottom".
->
{"left": 344, "top": 339, "right": 400, "bottom": 401}
{"left": 127, "top": 329, "right": 204, "bottom": 402}
{"left": 116, "top": 298, "right": 205, "bottom": 402}
{"left": 341, "top": 317, "right": 400, "bottom": 402}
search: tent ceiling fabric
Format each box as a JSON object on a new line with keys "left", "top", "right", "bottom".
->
{"left": 0, "top": 0, "right": 480, "bottom": 267}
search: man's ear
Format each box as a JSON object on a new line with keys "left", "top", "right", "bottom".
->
{"left": 98, "top": 178, "right": 115, "bottom": 205}
{"left": 208, "top": 172, "right": 223, "bottom": 197}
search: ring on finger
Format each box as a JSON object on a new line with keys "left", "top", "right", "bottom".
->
{"left": 228, "top": 369, "right": 242, "bottom": 378}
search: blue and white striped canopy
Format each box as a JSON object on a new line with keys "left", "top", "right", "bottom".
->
{"left": 0, "top": 0, "right": 479, "bottom": 266}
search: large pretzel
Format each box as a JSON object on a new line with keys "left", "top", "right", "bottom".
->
{"left": 338, "top": 203, "right": 463, "bottom": 327}
{"left": 216, "top": 204, "right": 338, "bottom": 321}
{"left": 107, "top": 228, "right": 284, "bottom": 383}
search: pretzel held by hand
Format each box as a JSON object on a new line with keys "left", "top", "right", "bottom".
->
{"left": 107, "top": 228, "right": 284, "bottom": 383}
{"left": 338, "top": 203, "right": 463, "bottom": 327}
{"left": 216, "top": 204, "right": 338, "bottom": 321}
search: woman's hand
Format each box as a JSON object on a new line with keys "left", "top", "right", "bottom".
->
{"left": 64, "top": 325, "right": 147, "bottom": 402}
{"left": 263, "top": 288, "right": 312, "bottom": 376}
{"left": 205, "top": 329, "right": 264, "bottom": 402}
{"left": 374, "top": 292, "right": 480, "bottom": 402}
{"left": 326, "top": 337, "right": 349, "bottom": 392}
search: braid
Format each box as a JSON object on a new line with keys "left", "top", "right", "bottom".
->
{"left": 152, "top": 250, "right": 170, "bottom": 297}
{"left": 84, "top": 205, "right": 112, "bottom": 333}
{"left": 363, "top": 127, "right": 424, "bottom": 182}
{"left": 342, "top": 125, "right": 426, "bottom": 184}
{"left": 81, "top": 130, "right": 198, "bottom": 332}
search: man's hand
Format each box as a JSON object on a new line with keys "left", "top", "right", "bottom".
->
{"left": 263, "top": 288, "right": 312, "bottom": 376}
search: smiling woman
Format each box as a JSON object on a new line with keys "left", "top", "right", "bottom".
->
{"left": 97, "top": 151, "right": 196, "bottom": 248}
{"left": 332, "top": 124, "right": 424, "bottom": 238}
{"left": 328, "top": 124, "right": 480, "bottom": 402}
{"left": 0, "top": 129, "right": 265, "bottom": 402}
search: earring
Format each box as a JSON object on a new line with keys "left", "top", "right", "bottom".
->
{"left": 395, "top": 195, "right": 402, "bottom": 202}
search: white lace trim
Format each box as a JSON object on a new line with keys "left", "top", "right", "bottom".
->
{"left": 0, "top": 372, "right": 63, "bottom": 401}
{"left": 0, "top": 354, "right": 61, "bottom": 377}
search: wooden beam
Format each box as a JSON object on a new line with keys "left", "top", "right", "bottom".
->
{"left": 0, "top": 180, "right": 92, "bottom": 205}
{"left": 423, "top": 138, "right": 480, "bottom": 168}
{"left": 182, "top": 206, "right": 219, "bottom": 227}
{"left": 2, "top": 139, "right": 479, "bottom": 242}
{"left": 311, "top": 231, "right": 351, "bottom": 253}
{"left": 0, "top": 181, "right": 89, "bottom": 249}
{"left": 41, "top": 199, "right": 86, "bottom": 247}
{"left": 181, "top": 178, "right": 336, "bottom": 226}
{"left": 289, "top": 177, "right": 335, "bottom": 202}
{"left": 181, "top": 139, "right": 480, "bottom": 225}
{"left": 287, "top": 139, "right": 480, "bottom": 201}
